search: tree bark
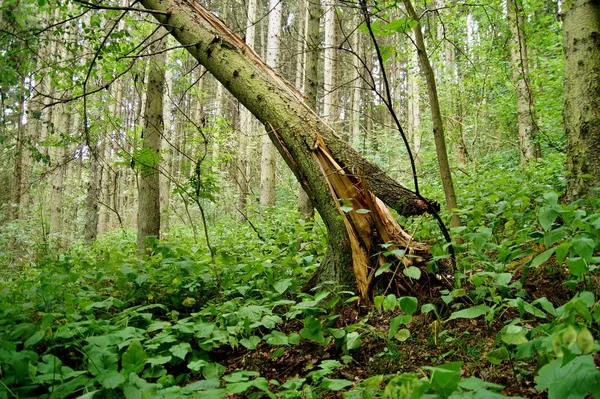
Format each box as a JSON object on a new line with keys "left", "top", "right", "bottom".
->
{"left": 563, "top": 0, "right": 600, "bottom": 202}
{"left": 403, "top": 0, "right": 461, "bottom": 229}
{"left": 237, "top": 0, "right": 257, "bottom": 221}
{"left": 141, "top": 0, "right": 434, "bottom": 300}
{"left": 259, "top": 0, "right": 282, "bottom": 206}
{"left": 298, "top": 0, "right": 320, "bottom": 220}
{"left": 508, "top": 0, "right": 542, "bottom": 164}
{"left": 137, "top": 32, "right": 165, "bottom": 252}
{"left": 407, "top": 31, "right": 422, "bottom": 170}
{"left": 84, "top": 149, "right": 101, "bottom": 245}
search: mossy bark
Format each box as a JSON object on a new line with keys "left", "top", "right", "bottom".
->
{"left": 141, "top": 0, "right": 433, "bottom": 299}
{"left": 563, "top": 0, "right": 600, "bottom": 202}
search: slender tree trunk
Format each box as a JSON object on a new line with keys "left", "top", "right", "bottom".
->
{"left": 49, "top": 40, "right": 71, "bottom": 242}
{"left": 563, "top": 0, "right": 600, "bottom": 202}
{"left": 407, "top": 31, "right": 422, "bottom": 170}
{"left": 236, "top": 0, "right": 257, "bottom": 221}
{"left": 259, "top": 0, "right": 282, "bottom": 207}
{"left": 403, "top": 0, "right": 461, "bottom": 229}
{"left": 350, "top": 16, "right": 362, "bottom": 150}
{"left": 160, "top": 53, "right": 173, "bottom": 234}
{"left": 137, "top": 32, "right": 166, "bottom": 252}
{"left": 141, "top": 0, "right": 437, "bottom": 300}
{"left": 508, "top": 0, "right": 541, "bottom": 164}
{"left": 84, "top": 148, "right": 101, "bottom": 245}
{"left": 298, "top": 0, "right": 319, "bottom": 220}
{"left": 323, "top": 0, "right": 336, "bottom": 123}
{"left": 10, "top": 95, "right": 25, "bottom": 221}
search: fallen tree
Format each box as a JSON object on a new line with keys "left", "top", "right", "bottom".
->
{"left": 140, "top": 0, "right": 441, "bottom": 301}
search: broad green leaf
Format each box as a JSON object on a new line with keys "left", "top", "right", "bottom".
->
{"left": 375, "top": 263, "right": 392, "bottom": 277}
{"left": 530, "top": 248, "right": 555, "bottom": 268}
{"left": 187, "top": 359, "right": 208, "bottom": 372}
{"left": 146, "top": 355, "right": 171, "bottom": 366}
{"left": 240, "top": 336, "right": 261, "bottom": 350}
{"left": 49, "top": 375, "right": 91, "bottom": 399}
{"left": 383, "top": 294, "right": 397, "bottom": 312}
{"left": 96, "top": 370, "right": 125, "bottom": 389}
{"left": 203, "top": 362, "right": 226, "bottom": 380}
{"left": 169, "top": 342, "right": 191, "bottom": 360}
{"left": 544, "top": 227, "right": 568, "bottom": 247}
{"left": 122, "top": 341, "right": 147, "bottom": 375}
{"left": 320, "top": 378, "right": 352, "bottom": 390}
{"left": 273, "top": 279, "right": 292, "bottom": 294}
{"left": 24, "top": 330, "right": 45, "bottom": 348}
{"left": 447, "top": 305, "right": 491, "bottom": 321}
{"left": 532, "top": 297, "right": 557, "bottom": 316}
{"left": 87, "top": 348, "right": 119, "bottom": 376}
{"left": 266, "top": 331, "right": 288, "bottom": 346}
{"left": 421, "top": 303, "right": 437, "bottom": 315}
{"left": 572, "top": 236, "right": 595, "bottom": 262}
{"left": 567, "top": 257, "right": 588, "bottom": 277}
{"left": 459, "top": 377, "right": 505, "bottom": 391}
{"left": 535, "top": 355, "right": 600, "bottom": 399}
{"left": 394, "top": 328, "right": 411, "bottom": 342}
{"left": 486, "top": 347, "right": 510, "bottom": 365}
{"left": 403, "top": 266, "right": 421, "bottom": 280}
{"left": 181, "top": 379, "right": 221, "bottom": 393}
{"left": 423, "top": 362, "right": 462, "bottom": 398}
{"left": 346, "top": 332, "right": 362, "bottom": 350}
{"left": 399, "top": 297, "right": 418, "bottom": 316}
{"left": 539, "top": 205, "right": 559, "bottom": 231}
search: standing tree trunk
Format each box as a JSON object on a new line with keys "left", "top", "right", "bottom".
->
{"left": 160, "top": 52, "right": 173, "bottom": 234}
{"left": 298, "top": 0, "right": 320, "bottom": 220}
{"left": 406, "top": 31, "right": 422, "bottom": 170}
{"left": 508, "top": 0, "right": 541, "bottom": 164}
{"left": 84, "top": 148, "right": 101, "bottom": 245}
{"left": 141, "top": 0, "right": 436, "bottom": 300}
{"left": 259, "top": 0, "right": 282, "bottom": 206}
{"left": 350, "top": 14, "right": 363, "bottom": 150}
{"left": 237, "top": 0, "right": 257, "bottom": 221}
{"left": 323, "top": 0, "right": 336, "bottom": 123}
{"left": 563, "top": 0, "right": 600, "bottom": 202}
{"left": 403, "top": 0, "right": 461, "bottom": 229}
{"left": 9, "top": 96, "right": 25, "bottom": 221}
{"left": 137, "top": 32, "right": 166, "bottom": 252}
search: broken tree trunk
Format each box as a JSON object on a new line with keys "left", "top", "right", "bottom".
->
{"left": 140, "top": 0, "right": 437, "bottom": 301}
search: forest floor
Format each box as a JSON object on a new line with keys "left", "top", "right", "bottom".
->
{"left": 207, "top": 268, "right": 582, "bottom": 398}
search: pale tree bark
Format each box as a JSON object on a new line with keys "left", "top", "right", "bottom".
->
{"left": 259, "top": 0, "right": 282, "bottom": 207}
{"left": 160, "top": 51, "right": 173, "bottom": 234}
{"left": 403, "top": 0, "right": 461, "bottom": 229}
{"left": 508, "top": 0, "right": 541, "bottom": 164}
{"left": 563, "top": 0, "right": 600, "bottom": 202}
{"left": 49, "top": 31, "right": 72, "bottom": 242}
{"left": 137, "top": 32, "right": 166, "bottom": 252}
{"left": 406, "top": 31, "right": 422, "bottom": 170}
{"left": 236, "top": 0, "right": 257, "bottom": 221}
{"left": 350, "top": 14, "right": 363, "bottom": 150}
{"left": 84, "top": 148, "right": 101, "bottom": 245}
{"left": 141, "top": 0, "right": 436, "bottom": 300}
{"left": 298, "top": 0, "right": 318, "bottom": 220}
{"left": 323, "top": 0, "right": 336, "bottom": 123}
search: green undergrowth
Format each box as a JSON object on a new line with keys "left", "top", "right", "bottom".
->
{"left": 1, "top": 153, "right": 599, "bottom": 398}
